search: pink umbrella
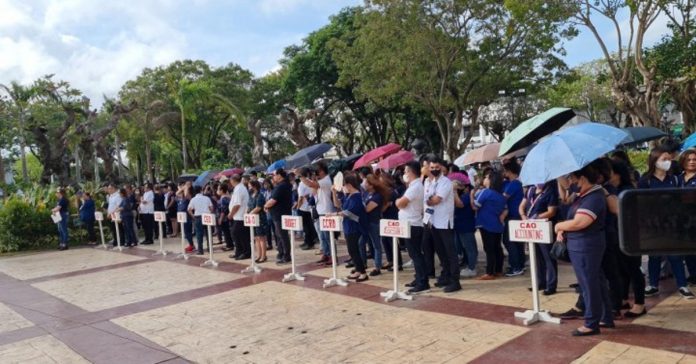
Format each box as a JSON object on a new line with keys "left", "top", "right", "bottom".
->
{"left": 353, "top": 143, "right": 401, "bottom": 170}
{"left": 377, "top": 150, "right": 415, "bottom": 170}
{"left": 458, "top": 143, "right": 500, "bottom": 166}
{"left": 215, "top": 168, "right": 244, "bottom": 179}
{"left": 447, "top": 172, "right": 471, "bottom": 186}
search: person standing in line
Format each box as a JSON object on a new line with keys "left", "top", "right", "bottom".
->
{"left": 153, "top": 184, "right": 166, "bottom": 239}
{"left": 262, "top": 178, "right": 276, "bottom": 250}
{"left": 166, "top": 183, "right": 178, "bottom": 238}
{"left": 79, "top": 192, "right": 97, "bottom": 245}
{"left": 52, "top": 188, "right": 70, "bottom": 251}
{"left": 678, "top": 149, "right": 696, "bottom": 286}
{"left": 422, "top": 157, "right": 461, "bottom": 293}
{"left": 519, "top": 180, "right": 558, "bottom": 294}
{"left": 116, "top": 188, "right": 137, "bottom": 247}
{"left": 453, "top": 176, "right": 478, "bottom": 279}
{"left": 265, "top": 169, "right": 294, "bottom": 264}
{"left": 296, "top": 168, "right": 317, "bottom": 251}
{"left": 247, "top": 180, "right": 268, "bottom": 263}
{"left": 397, "top": 161, "right": 428, "bottom": 294}
{"left": 217, "top": 183, "right": 234, "bottom": 252}
{"left": 361, "top": 175, "right": 389, "bottom": 276}
{"left": 380, "top": 173, "right": 403, "bottom": 271}
{"left": 638, "top": 147, "right": 694, "bottom": 299}
{"left": 473, "top": 170, "right": 508, "bottom": 280}
{"left": 139, "top": 183, "right": 155, "bottom": 245}
{"left": 228, "top": 175, "right": 251, "bottom": 260}
{"left": 106, "top": 183, "right": 124, "bottom": 246}
{"left": 301, "top": 162, "right": 335, "bottom": 264}
{"left": 332, "top": 174, "right": 370, "bottom": 282}
{"left": 502, "top": 159, "right": 526, "bottom": 277}
{"left": 188, "top": 185, "right": 213, "bottom": 255}
{"left": 178, "top": 186, "right": 195, "bottom": 252}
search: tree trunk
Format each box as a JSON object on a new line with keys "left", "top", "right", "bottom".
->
{"left": 18, "top": 111, "right": 29, "bottom": 183}
{"left": 180, "top": 105, "right": 188, "bottom": 172}
{"left": 0, "top": 152, "right": 5, "bottom": 184}
{"left": 146, "top": 140, "right": 154, "bottom": 183}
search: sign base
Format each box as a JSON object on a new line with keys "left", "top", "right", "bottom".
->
{"left": 282, "top": 272, "right": 305, "bottom": 282}
{"left": 152, "top": 250, "right": 169, "bottom": 257}
{"left": 201, "top": 259, "right": 219, "bottom": 268}
{"left": 111, "top": 246, "right": 123, "bottom": 252}
{"left": 323, "top": 277, "right": 349, "bottom": 288}
{"left": 241, "top": 265, "right": 262, "bottom": 274}
{"left": 174, "top": 252, "right": 189, "bottom": 261}
{"left": 514, "top": 310, "right": 561, "bottom": 326}
{"left": 380, "top": 290, "right": 413, "bottom": 303}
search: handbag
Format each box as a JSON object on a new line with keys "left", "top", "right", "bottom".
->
{"left": 550, "top": 240, "right": 569, "bottom": 262}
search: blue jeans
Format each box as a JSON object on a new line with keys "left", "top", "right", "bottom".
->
{"left": 455, "top": 232, "right": 477, "bottom": 270}
{"left": 569, "top": 246, "right": 613, "bottom": 330}
{"left": 503, "top": 220, "right": 525, "bottom": 271}
{"left": 313, "top": 217, "right": 331, "bottom": 257}
{"left": 194, "top": 217, "right": 205, "bottom": 253}
{"left": 57, "top": 213, "right": 69, "bottom": 246}
{"left": 183, "top": 220, "right": 193, "bottom": 245}
{"left": 359, "top": 222, "right": 382, "bottom": 269}
{"left": 122, "top": 214, "right": 136, "bottom": 245}
{"left": 648, "top": 255, "right": 688, "bottom": 288}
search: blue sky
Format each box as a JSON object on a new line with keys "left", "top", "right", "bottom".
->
{"left": 0, "top": 0, "right": 673, "bottom": 103}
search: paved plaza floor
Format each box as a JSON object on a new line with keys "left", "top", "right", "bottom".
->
{"left": 0, "top": 235, "right": 694, "bottom": 363}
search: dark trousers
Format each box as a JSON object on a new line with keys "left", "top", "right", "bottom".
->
{"left": 110, "top": 220, "right": 125, "bottom": 246}
{"left": 346, "top": 233, "right": 365, "bottom": 273}
{"left": 183, "top": 220, "right": 193, "bottom": 245}
{"left": 140, "top": 213, "right": 155, "bottom": 242}
{"left": 154, "top": 210, "right": 165, "bottom": 238}
{"left": 232, "top": 220, "right": 251, "bottom": 257}
{"left": 299, "top": 210, "right": 316, "bottom": 247}
{"left": 618, "top": 252, "right": 645, "bottom": 305}
{"left": 266, "top": 216, "right": 276, "bottom": 249}
{"left": 570, "top": 247, "right": 613, "bottom": 330}
{"left": 122, "top": 215, "right": 137, "bottom": 245}
{"left": 423, "top": 226, "right": 460, "bottom": 286}
{"left": 503, "top": 220, "right": 525, "bottom": 272}
{"left": 382, "top": 236, "right": 403, "bottom": 267}
{"left": 84, "top": 219, "right": 96, "bottom": 242}
{"left": 273, "top": 218, "right": 291, "bottom": 261}
{"left": 480, "top": 229, "right": 503, "bottom": 275}
{"left": 602, "top": 234, "right": 625, "bottom": 311}
{"left": 405, "top": 226, "right": 428, "bottom": 288}
{"left": 535, "top": 243, "right": 558, "bottom": 291}
{"left": 194, "top": 217, "right": 205, "bottom": 253}
{"left": 220, "top": 220, "right": 233, "bottom": 249}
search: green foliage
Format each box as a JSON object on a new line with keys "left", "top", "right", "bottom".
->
{"left": 628, "top": 150, "right": 650, "bottom": 175}
{"left": 13, "top": 154, "right": 43, "bottom": 184}
{"left": 0, "top": 197, "right": 56, "bottom": 252}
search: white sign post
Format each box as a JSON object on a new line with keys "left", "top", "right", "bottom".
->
{"left": 508, "top": 219, "right": 560, "bottom": 326}
{"left": 175, "top": 212, "right": 189, "bottom": 260}
{"left": 111, "top": 212, "right": 123, "bottom": 252}
{"left": 152, "top": 211, "right": 169, "bottom": 256}
{"left": 281, "top": 215, "right": 304, "bottom": 282}
{"left": 320, "top": 215, "right": 347, "bottom": 288}
{"left": 200, "top": 213, "right": 218, "bottom": 267}
{"left": 379, "top": 219, "right": 412, "bottom": 302}
{"left": 241, "top": 214, "right": 262, "bottom": 274}
{"left": 95, "top": 212, "right": 106, "bottom": 249}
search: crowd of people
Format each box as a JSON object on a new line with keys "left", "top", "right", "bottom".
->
{"left": 53, "top": 143, "right": 696, "bottom": 337}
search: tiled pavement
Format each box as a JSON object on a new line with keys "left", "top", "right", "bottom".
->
{"left": 0, "top": 235, "right": 695, "bottom": 363}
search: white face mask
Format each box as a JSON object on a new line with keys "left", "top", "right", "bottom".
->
{"left": 656, "top": 160, "right": 672, "bottom": 172}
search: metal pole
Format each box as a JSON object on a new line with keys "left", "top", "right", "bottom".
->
{"left": 529, "top": 242, "right": 540, "bottom": 312}
{"left": 98, "top": 220, "right": 106, "bottom": 249}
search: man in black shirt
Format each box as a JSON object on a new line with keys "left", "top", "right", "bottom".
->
{"left": 264, "top": 169, "right": 293, "bottom": 264}
{"left": 153, "top": 184, "right": 166, "bottom": 238}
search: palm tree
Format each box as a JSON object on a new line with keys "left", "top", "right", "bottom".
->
{"left": 0, "top": 81, "right": 35, "bottom": 183}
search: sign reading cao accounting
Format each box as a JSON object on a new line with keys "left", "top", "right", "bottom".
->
{"left": 508, "top": 220, "right": 553, "bottom": 244}
{"left": 319, "top": 216, "right": 342, "bottom": 232}
{"left": 281, "top": 215, "right": 303, "bottom": 231}
{"left": 379, "top": 219, "right": 411, "bottom": 239}
{"left": 244, "top": 214, "right": 260, "bottom": 227}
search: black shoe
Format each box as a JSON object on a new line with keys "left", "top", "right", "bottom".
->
{"left": 369, "top": 269, "right": 381, "bottom": 277}
{"left": 345, "top": 262, "right": 355, "bottom": 268}
{"left": 405, "top": 281, "right": 417, "bottom": 288}
{"left": 621, "top": 302, "right": 631, "bottom": 310}
{"left": 434, "top": 281, "right": 447, "bottom": 288}
{"left": 266, "top": 245, "right": 273, "bottom": 250}
{"left": 443, "top": 284, "right": 462, "bottom": 293}
{"left": 559, "top": 308, "right": 584, "bottom": 320}
{"left": 688, "top": 276, "right": 696, "bottom": 286}
{"left": 222, "top": 246, "right": 234, "bottom": 252}
{"left": 407, "top": 286, "right": 430, "bottom": 295}
{"left": 599, "top": 322, "right": 615, "bottom": 329}
{"left": 235, "top": 254, "right": 251, "bottom": 261}
{"left": 623, "top": 309, "right": 647, "bottom": 318}
{"left": 356, "top": 275, "right": 369, "bottom": 283}
{"left": 569, "top": 283, "right": 579, "bottom": 288}
{"left": 141, "top": 241, "right": 154, "bottom": 245}
{"left": 571, "top": 328, "right": 600, "bottom": 337}
{"left": 528, "top": 286, "right": 547, "bottom": 292}
{"left": 299, "top": 243, "right": 310, "bottom": 250}
{"left": 543, "top": 289, "right": 557, "bottom": 296}
{"left": 387, "top": 266, "right": 403, "bottom": 272}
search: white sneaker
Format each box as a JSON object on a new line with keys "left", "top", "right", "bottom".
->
{"left": 460, "top": 268, "right": 477, "bottom": 278}
{"left": 679, "top": 287, "right": 695, "bottom": 300}
{"left": 403, "top": 260, "right": 414, "bottom": 268}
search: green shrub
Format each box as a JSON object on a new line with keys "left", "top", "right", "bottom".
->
{"left": 0, "top": 197, "right": 57, "bottom": 252}
{"left": 627, "top": 150, "right": 649, "bottom": 175}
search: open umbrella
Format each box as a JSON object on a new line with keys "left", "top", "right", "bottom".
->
{"left": 177, "top": 173, "right": 198, "bottom": 184}
{"left": 499, "top": 107, "right": 576, "bottom": 157}
{"left": 377, "top": 150, "right": 415, "bottom": 170}
{"left": 353, "top": 143, "right": 401, "bottom": 170}
{"left": 215, "top": 168, "right": 244, "bottom": 180}
{"left": 455, "top": 143, "right": 500, "bottom": 166}
{"left": 285, "top": 143, "right": 333, "bottom": 169}
{"left": 448, "top": 172, "right": 470, "bottom": 186}
{"left": 620, "top": 126, "right": 667, "bottom": 147}
{"left": 244, "top": 165, "right": 266, "bottom": 175}
{"left": 682, "top": 132, "right": 696, "bottom": 151}
{"left": 520, "top": 123, "right": 628, "bottom": 185}
{"left": 266, "top": 160, "right": 286, "bottom": 173}
{"left": 194, "top": 170, "right": 218, "bottom": 187}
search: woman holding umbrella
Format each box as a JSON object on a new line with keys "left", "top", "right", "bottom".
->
{"left": 555, "top": 163, "right": 614, "bottom": 336}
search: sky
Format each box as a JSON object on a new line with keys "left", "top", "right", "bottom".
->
{"left": 0, "top": 0, "right": 675, "bottom": 105}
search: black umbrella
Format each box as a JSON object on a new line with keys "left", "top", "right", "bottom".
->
{"left": 329, "top": 153, "right": 363, "bottom": 176}
{"left": 285, "top": 143, "right": 333, "bottom": 169}
{"left": 244, "top": 165, "right": 266, "bottom": 175}
{"left": 499, "top": 108, "right": 576, "bottom": 156}
{"left": 620, "top": 126, "right": 667, "bottom": 147}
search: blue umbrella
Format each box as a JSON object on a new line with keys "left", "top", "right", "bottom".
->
{"left": 682, "top": 132, "right": 696, "bottom": 151}
{"left": 520, "top": 123, "right": 629, "bottom": 185}
{"left": 285, "top": 143, "right": 333, "bottom": 169}
{"left": 193, "top": 170, "right": 218, "bottom": 187}
{"left": 266, "top": 160, "right": 286, "bottom": 173}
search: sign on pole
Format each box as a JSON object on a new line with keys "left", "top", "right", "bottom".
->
{"left": 200, "top": 213, "right": 218, "bottom": 268}
{"left": 95, "top": 212, "right": 104, "bottom": 221}
{"left": 281, "top": 215, "right": 304, "bottom": 282}
{"left": 175, "top": 212, "right": 189, "bottom": 261}
{"left": 95, "top": 212, "right": 106, "bottom": 249}
{"left": 379, "top": 219, "right": 412, "bottom": 302}
{"left": 177, "top": 212, "right": 188, "bottom": 223}
{"left": 152, "top": 211, "right": 169, "bottom": 256}
{"left": 508, "top": 219, "right": 559, "bottom": 326}
{"left": 320, "top": 216, "right": 347, "bottom": 288}
{"left": 242, "top": 214, "right": 262, "bottom": 274}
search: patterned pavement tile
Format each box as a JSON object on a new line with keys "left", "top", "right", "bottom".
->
{"left": 0, "top": 248, "right": 145, "bottom": 280}
{"left": 0, "top": 303, "right": 33, "bottom": 334}
{"left": 113, "top": 281, "right": 529, "bottom": 364}
{"left": 632, "top": 293, "right": 696, "bottom": 334}
{"left": 0, "top": 335, "right": 90, "bottom": 364}
{"left": 31, "top": 261, "right": 241, "bottom": 312}
{"left": 572, "top": 341, "right": 696, "bottom": 364}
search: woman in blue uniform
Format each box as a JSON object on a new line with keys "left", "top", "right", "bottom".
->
{"left": 472, "top": 170, "right": 508, "bottom": 280}
{"left": 52, "top": 188, "right": 70, "bottom": 250}
{"left": 638, "top": 147, "right": 694, "bottom": 299}
{"left": 678, "top": 149, "right": 696, "bottom": 286}
{"left": 555, "top": 163, "right": 614, "bottom": 336}
{"left": 333, "top": 174, "right": 369, "bottom": 282}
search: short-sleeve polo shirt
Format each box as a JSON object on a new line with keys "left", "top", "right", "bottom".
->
{"left": 565, "top": 185, "right": 606, "bottom": 253}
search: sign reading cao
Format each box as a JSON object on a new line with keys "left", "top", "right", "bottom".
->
{"left": 379, "top": 219, "right": 411, "bottom": 239}
{"left": 244, "top": 214, "right": 260, "bottom": 227}
{"left": 508, "top": 219, "right": 552, "bottom": 244}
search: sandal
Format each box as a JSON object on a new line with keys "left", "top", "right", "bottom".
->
{"left": 347, "top": 273, "right": 361, "bottom": 280}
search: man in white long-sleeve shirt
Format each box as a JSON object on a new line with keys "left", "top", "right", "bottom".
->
{"left": 139, "top": 183, "right": 155, "bottom": 244}
{"left": 106, "top": 183, "right": 124, "bottom": 246}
